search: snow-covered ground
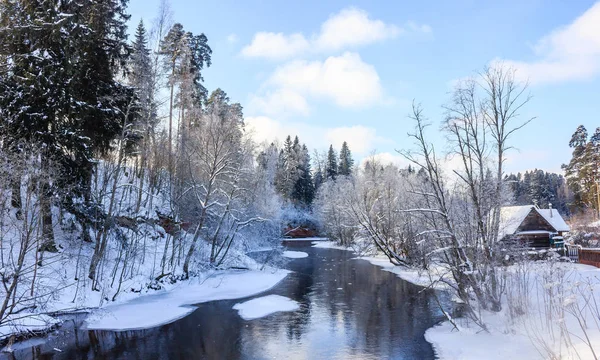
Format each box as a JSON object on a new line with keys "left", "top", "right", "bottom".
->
{"left": 85, "top": 269, "right": 289, "bottom": 330}
{"left": 0, "top": 314, "right": 61, "bottom": 342}
{"left": 362, "top": 253, "right": 600, "bottom": 360}
{"left": 233, "top": 295, "right": 299, "bottom": 320}
{"left": 282, "top": 250, "right": 308, "bottom": 259}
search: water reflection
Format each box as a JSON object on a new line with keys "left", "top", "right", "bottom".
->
{"left": 4, "top": 243, "right": 453, "bottom": 360}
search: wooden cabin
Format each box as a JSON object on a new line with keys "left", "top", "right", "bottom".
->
{"left": 499, "top": 205, "right": 570, "bottom": 248}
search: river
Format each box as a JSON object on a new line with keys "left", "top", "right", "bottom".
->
{"left": 3, "top": 242, "right": 455, "bottom": 360}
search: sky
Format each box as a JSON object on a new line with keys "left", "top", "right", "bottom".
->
{"left": 126, "top": 0, "right": 600, "bottom": 174}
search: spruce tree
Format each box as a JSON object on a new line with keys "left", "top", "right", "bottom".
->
{"left": 292, "top": 144, "right": 315, "bottom": 206}
{"left": 338, "top": 141, "right": 354, "bottom": 176}
{"left": 326, "top": 145, "right": 338, "bottom": 181}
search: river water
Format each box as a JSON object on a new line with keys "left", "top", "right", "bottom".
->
{"left": 3, "top": 242, "right": 454, "bottom": 360}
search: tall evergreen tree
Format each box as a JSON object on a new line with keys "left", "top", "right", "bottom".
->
{"left": 326, "top": 145, "right": 338, "bottom": 181}
{"left": 130, "top": 19, "right": 157, "bottom": 211}
{"left": 338, "top": 141, "right": 354, "bottom": 176}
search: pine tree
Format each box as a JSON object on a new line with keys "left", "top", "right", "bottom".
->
{"left": 326, "top": 145, "right": 338, "bottom": 181}
{"left": 338, "top": 141, "right": 354, "bottom": 176}
{"left": 563, "top": 125, "right": 599, "bottom": 213}
{"left": 160, "top": 23, "right": 211, "bottom": 175}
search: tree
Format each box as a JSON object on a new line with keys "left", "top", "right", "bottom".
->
{"left": 401, "top": 64, "right": 532, "bottom": 326}
{"left": 0, "top": 0, "right": 135, "bottom": 255}
{"left": 326, "top": 145, "right": 338, "bottom": 181}
{"left": 181, "top": 89, "right": 244, "bottom": 276}
{"left": 292, "top": 144, "right": 315, "bottom": 206}
{"left": 338, "top": 141, "right": 354, "bottom": 176}
{"left": 160, "top": 23, "right": 211, "bottom": 179}
{"left": 563, "top": 125, "right": 600, "bottom": 215}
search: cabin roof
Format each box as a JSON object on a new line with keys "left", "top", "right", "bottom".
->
{"left": 499, "top": 205, "right": 570, "bottom": 239}
{"left": 536, "top": 208, "right": 570, "bottom": 232}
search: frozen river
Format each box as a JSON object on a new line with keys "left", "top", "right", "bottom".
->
{"left": 4, "top": 242, "right": 455, "bottom": 359}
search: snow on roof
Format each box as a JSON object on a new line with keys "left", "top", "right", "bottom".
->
{"left": 499, "top": 206, "right": 534, "bottom": 239}
{"left": 498, "top": 205, "right": 570, "bottom": 239}
{"left": 537, "top": 208, "right": 570, "bottom": 232}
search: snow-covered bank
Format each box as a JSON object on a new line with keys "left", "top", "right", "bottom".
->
{"left": 356, "top": 255, "right": 433, "bottom": 288}
{"left": 425, "top": 319, "right": 539, "bottom": 360}
{"left": 85, "top": 269, "right": 289, "bottom": 330}
{"left": 282, "top": 251, "right": 308, "bottom": 259}
{"left": 0, "top": 314, "right": 61, "bottom": 343}
{"left": 311, "top": 241, "right": 353, "bottom": 251}
{"left": 423, "top": 262, "right": 600, "bottom": 360}
{"left": 233, "top": 295, "right": 299, "bottom": 320}
{"left": 355, "top": 252, "right": 600, "bottom": 359}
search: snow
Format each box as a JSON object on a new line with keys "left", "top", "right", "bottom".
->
{"left": 499, "top": 205, "right": 570, "bottom": 240}
{"left": 311, "top": 241, "right": 353, "bottom": 251}
{"left": 282, "top": 250, "right": 308, "bottom": 258}
{"left": 232, "top": 295, "right": 299, "bottom": 320}
{"left": 426, "top": 262, "right": 600, "bottom": 360}
{"left": 537, "top": 208, "right": 570, "bottom": 232}
{"left": 499, "top": 205, "right": 534, "bottom": 239}
{"left": 425, "top": 319, "right": 540, "bottom": 360}
{"left": 0, "top": 314, "right": 60, "bottom": 342}
{"left": 85, "top": 269, "right": 289, "bottom": 331}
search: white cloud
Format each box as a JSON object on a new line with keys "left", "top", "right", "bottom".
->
{"left": 250, "top": 52, "right": 384, "bottom": 115}
{"left": 314, "top": 7, "right": 401, "bottom": 51}
{"left": 227, "top": 33, "right": 239, "bottom": 43}
{"left": 326, "top": 126, "right": 390, "bottom": 154}
{"left": 241, "top": 32, "right": 310, "bottom": 60}
{"left": 241, "top": 7, "right": 430, "bottom": 60}
{"left": 248, "top": 89, "right": 310, "bottom": 117}
{"left": 244, "top": 116, "right": 390, "bottom": 157}
{"left": 500, "top": 2, "right": 600, "bottom": 84}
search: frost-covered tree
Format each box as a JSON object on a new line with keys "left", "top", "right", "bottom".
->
{"left": 400, "top": 65, "right": 533, "bottom": 325}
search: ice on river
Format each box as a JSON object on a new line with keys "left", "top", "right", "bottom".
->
{"left": 233, "top": 295, "right": 299, "bottom": 320}
{"left": 282, "top": 250, "right": 309, "bottom": 258}
{"left": 85, "top": 269, "right": 289, "bottom": 331}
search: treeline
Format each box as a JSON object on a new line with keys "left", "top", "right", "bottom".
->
{"left": 505, "top": 170, "right": 572, "bottom": 215}
{"left": 259, "top": 138, "right": 355, "bottom": 208}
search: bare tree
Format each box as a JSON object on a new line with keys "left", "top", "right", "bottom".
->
{"left": 400, "top": 64, "right": 533, "bottom": 325}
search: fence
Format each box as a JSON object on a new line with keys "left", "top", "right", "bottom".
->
{"left": 579, "top": 248, "right": 600, "bottom": 268}
{"left": 566, "top": 244, "right": 580, "bottom": 263}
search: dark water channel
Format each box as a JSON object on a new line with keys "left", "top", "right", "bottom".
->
{"left": 3, "top": 242, "right": 455, "bottom": 360}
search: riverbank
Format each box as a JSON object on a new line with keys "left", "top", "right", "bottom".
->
{"left": 360, "top": 252, "right": 600, "bottom": 359}
{"left": 315, "top": 241, "right": 600, "bottom": 359}
{"left": 1, "top": 260, "right": 289, "bottom": 351}
{"left": 5, "top": 243, "right": 447, "bottom": 359}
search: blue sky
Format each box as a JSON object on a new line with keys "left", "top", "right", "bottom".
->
{"left": 127, "top": 0, "right": 600, "bottom": 174}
